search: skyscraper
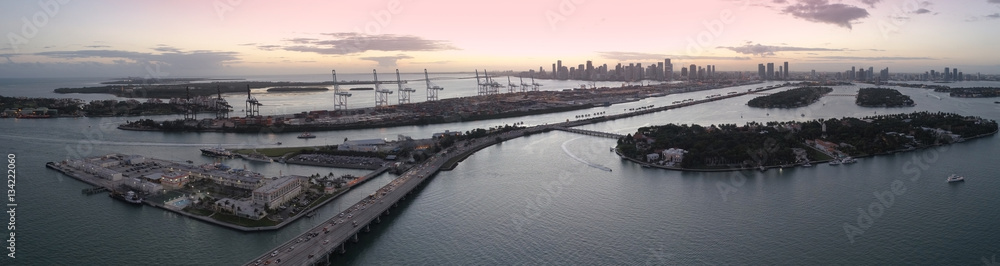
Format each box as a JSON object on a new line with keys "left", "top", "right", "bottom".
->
{"left": 689, "top": 64, "right": 696, "bottom": 80}
{"left": 944, "top": 67, "right": 950, "bottom": 81}
{"left": 664, "top": 59, "right": 673, "bottom": 81}
{"left": 766, "top": 63, "right": 774, "bottom": 80}
{"left": 783, "top": 62, "right": 789, "bottom": 80}
{"left": 953, "top": 68, "right": 958, "bottom": 82}
{"left": 758, "top": 64, "right": 766, "bottom": 80}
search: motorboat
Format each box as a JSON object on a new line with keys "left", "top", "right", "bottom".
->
{"left": 946, "top": 174, "right": 964, "bottom": 183}
{"left": 298, "top": 132, "right": 317, "bottom": 139}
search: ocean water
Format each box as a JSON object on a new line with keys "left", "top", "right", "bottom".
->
{"left": 1, "top": 78, "right": 998, "bottom": 265}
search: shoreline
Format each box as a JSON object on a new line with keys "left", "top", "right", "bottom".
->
{"left": 614, "top": 128, "right": 997, "bottom": 172}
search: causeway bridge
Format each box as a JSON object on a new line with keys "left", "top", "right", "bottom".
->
{"left": 551, "top": 126, "right": 624, "bottom": 139}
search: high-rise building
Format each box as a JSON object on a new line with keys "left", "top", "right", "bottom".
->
{"left": 868, "top": 67, "right": 874, "bottom": 81}
{"left": 811, "top": 70, "right": 816, "bottom": 80}
{"left": 551, "top": 64, "right": 556, "bottom": 78}
{"left": 681, "top": 67, "right": 688, "bottom": 77}
{"left": 585, "top": 61, "right": 593, "bottom": 80}
{"left": 766, "top": 63, "right": 774, "bottom": 80}
{"left": 953, "top": 68, "right": 958, "bottom": 82}
{"left": 783, "top": 62, "right": 789, "bottom": 80}
{"left": 851, "top": 66, "right": 856, "bottom": 80}
{"left": 665, "top": 59, "right": 673, "bottom": 81}
{"left": 689, "top": 64, "right": 696, "bottom": 80}
{"left": 758, "top": 64, "right": 766, "bottom": 80}
{"left": 778, "top": 66, "right": 783, "bottom": 79}
{"left": 944, "top": 67, "right": 950, "bottom": 81}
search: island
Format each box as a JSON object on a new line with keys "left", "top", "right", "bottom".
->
{"left": 855, "top": 88, "right": 915, "bottom": 107}
{"left": 616, "top": 111, "right": 997, "bottom": 170}
{"left": 747, "top": 86, "right": 832, "bottom": 108}
{"left": 117, "top": 80, "right": 766, "bottom": 133}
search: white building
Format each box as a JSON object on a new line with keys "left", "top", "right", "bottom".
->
{"left": 252, "top": 175, "right": 306, "bottom": 209}
{"left": 338, "top": 138, "right": 386, "bottom": 152}
{"left": 215, "top": 198, "right": 266, "bottom": 220}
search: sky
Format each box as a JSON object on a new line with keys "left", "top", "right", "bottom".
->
{"left": 1, "top": 0, "right": 1000, "bottom": 78}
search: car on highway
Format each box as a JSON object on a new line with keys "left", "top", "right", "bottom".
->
{"left": 271, "top": 251, "right": 278, "bottom": 257}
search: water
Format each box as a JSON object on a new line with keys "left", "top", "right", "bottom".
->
{"left": 1, "top": 78, "right": 999, "bottom": 265}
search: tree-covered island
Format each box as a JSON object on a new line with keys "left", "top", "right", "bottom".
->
{"left": 855, "top": 88, "right": 915, "bottom": 107}
{"left": 747, "top": 87, "right": 833, "bottom": 108}
{"left": 616, "top": 111, "right": 997, "bottom": 170}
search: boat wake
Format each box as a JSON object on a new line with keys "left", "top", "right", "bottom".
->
{"left": 561, "top": 137, "right": 612, "bottom": 172}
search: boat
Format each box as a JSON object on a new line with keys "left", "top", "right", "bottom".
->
{"left": 297, "top": 132, "right": 316, "bottom": 139}
{"left": 306, "top": 211, "right": 316, "bottom": 218}
{"left": 109, "top": 191, "right": 143, "bottom": 205}
{"left": 946, "top": 174, "right": 964, "bottom": 183}
{"left": 200, "top": 146, "right": 235, "bottom": 158}
{"left": 185, "top": 160, "right": 193, "bottom": 164}
{"left": 275, "top": 142, "right": 282, "bottom": 145}
{"left": 802, "top": 162, "right": 812, "bottom": 167}
{"left": 241, "top": 153, "right": 273, "bottom": 163}
{"left": 841, "top": 157, "right": 857, "bottom": 164}
{"left": 829, "top": 159, "right": 841, "bottom": 165}
{"left": 349, "top": 87, "right": 374, "bottom": 91}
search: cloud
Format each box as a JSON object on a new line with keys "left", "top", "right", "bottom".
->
{"left": 717, "top": 43, "right": 843, "bottom": 56}
{"left": 359, "top": 54, "right": 413, "bottom": 67}
{"left": 858, "top": 0, "right": 882, "bottom": 8}
{"left": 84, "top": 45, "right": 110, "bottom": 48}
{"left": 596, "top": 51, "right": 751, "bottom": 61}
{"left": 32, "top": 48, "right": 240, "bottom": 70}
{"left": 967, "top": 13, "right": 1000, "bottom": 22}
{"left": 783, "top": 0, "right": 870, "bottom": 29}
{"left": 807, "top": 56, "right": 934, "bottom": 61}
{"left": 259, "top": 33, "right": 458, "bottom": 55}
{"left": 913, "top": 8, "right": 931, "bottom": 14}
{"left": 989, "top": 0, "right": 1000, "bottom": 4}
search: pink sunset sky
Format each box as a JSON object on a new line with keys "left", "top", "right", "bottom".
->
{"left": 1, "top": 0, "right": 999, "bottom": 78}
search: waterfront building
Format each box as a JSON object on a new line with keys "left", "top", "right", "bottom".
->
{"left": 215, "top": 198, "right": 265, "bottom": 220}
{"left": 252, "top": 175, "right": 307, "bottom": 209}
{"left": 339, "top": 138, "right": 388, "bottom": 152}
{"left": 767, "top": 63, "right": 774, "bottom": 80}
{"left": 160, "top": 172, "right": 190, "bottom": 190}
{"left": 783, "top": 62, "right": 789, "bottom": 80}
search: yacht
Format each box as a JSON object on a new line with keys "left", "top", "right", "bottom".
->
{"left": 946, "top": 174, "right": 964, "bottom": 183}
{"left": 200, "top": 146, "right": 235, "bottom": 158}
{"left": 297, "top": 132, "right": 317, "bottom": 139}
{"left": 802, "top": 162, "right": 812, "bottom": 167}
{"left": 841, "top": 157, "right": 857, "bottom": 164}
{"left": 829, "top": 159, "right": 841, "bottom": 165}
{"left": 110, "top": 191, "right": 143, "bottom": 205}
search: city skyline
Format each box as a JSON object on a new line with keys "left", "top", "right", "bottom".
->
{"left": 2, "top": 0, "right": 1000, "bottom": 78}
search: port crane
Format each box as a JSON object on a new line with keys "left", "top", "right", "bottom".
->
{"left": 215, "top": 85, "right": 231, "bottom": 119}
{"left": 424, "top": 69, "right": 443, "bottom": 101}
{"left": 507, "top": 76, "right": 518, "bottom": 93}
{"left": 332, "top": 70, "right": 351, "bottom": 111}
{"left": 396, "top": 69, "right": 415, "bottom": 104}
{"left": 373, "top": 69, "right": 393, "bottom": 107}
{"left": 245, "top": 84, "right": 261, "bottom": 118}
